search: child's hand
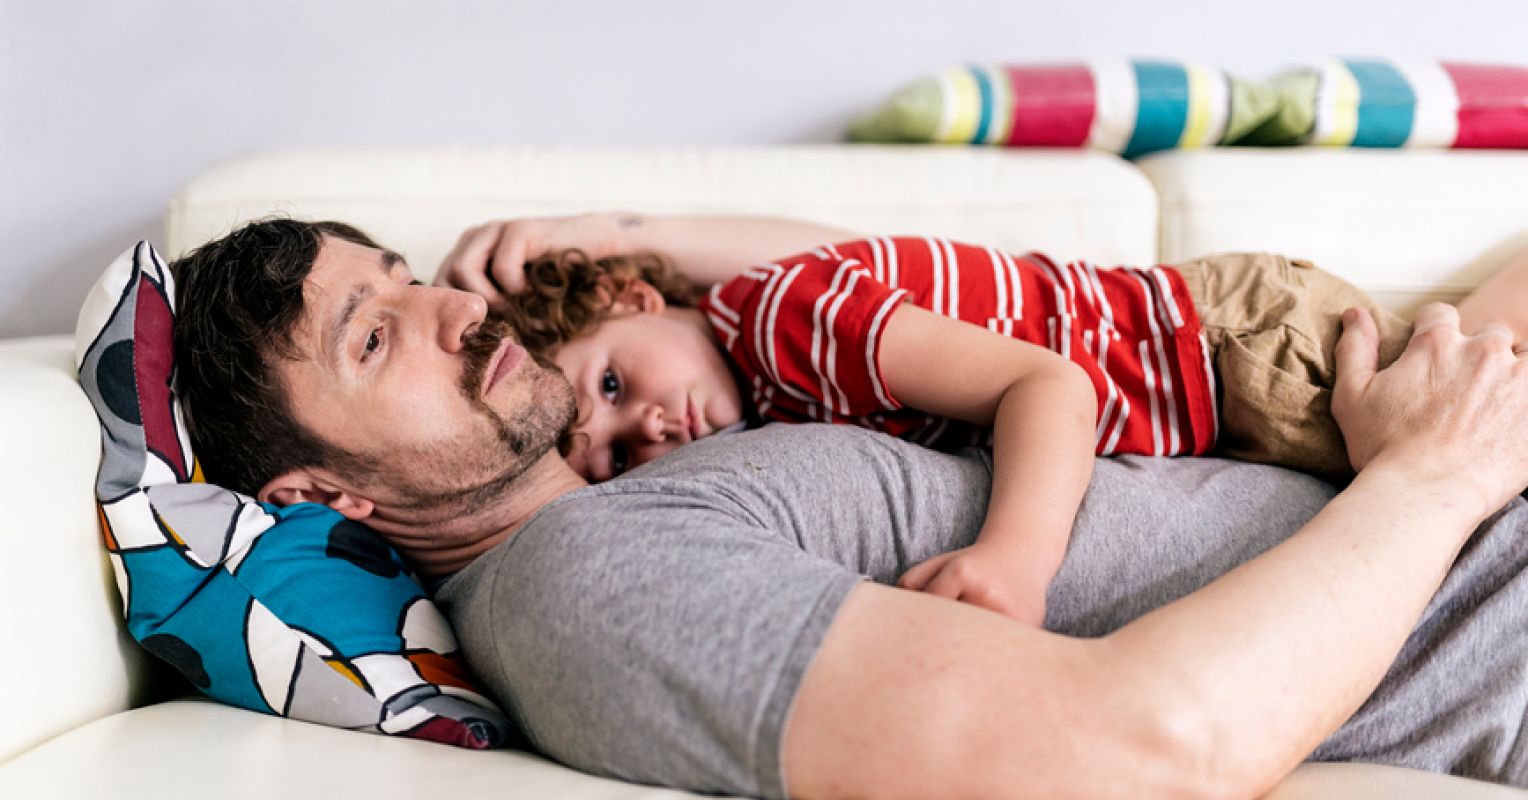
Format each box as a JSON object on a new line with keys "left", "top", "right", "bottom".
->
{"left": 435, "top": 213, "right": 626, "bottom": 311}
{"left": 897, "top": 542, "right": 1053, "bottom": 626}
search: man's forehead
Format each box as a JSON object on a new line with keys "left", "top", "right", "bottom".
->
{"left": 307, "top": 236, "right": 404, "bottom": 287}
{"left": 294, "top": 236, "right": 406, "bottom": 359}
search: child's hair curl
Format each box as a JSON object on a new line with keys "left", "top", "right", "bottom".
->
{"left": 498, "top": 249, "right": 701, "bottom": 357}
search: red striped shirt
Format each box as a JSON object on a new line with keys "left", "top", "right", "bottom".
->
{"left": 700, "top": 237, "right": 1218, "bottom": 456}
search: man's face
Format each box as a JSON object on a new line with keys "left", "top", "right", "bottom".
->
{"left": 275, "top": 235, "right": 575, "bottom": 509}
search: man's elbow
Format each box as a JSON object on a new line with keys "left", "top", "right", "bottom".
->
{"left": 945, "top": 646, "right": 1238, "bottom": 799}
{"left": 1080, "top": 646, "right": 1275, "bottom": 800}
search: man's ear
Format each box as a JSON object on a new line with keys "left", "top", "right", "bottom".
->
{"left": 605, "top": 279, "right": 666, "bottom": 316}
{"left": 257, "top": 468, "right": 376, "bottom": 521}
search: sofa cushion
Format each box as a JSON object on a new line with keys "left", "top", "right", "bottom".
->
{"left": 71, "top": 241, "right": 513, "bottom": 748}
{"left": 1242, "top": 58, "right": 1528, "bottom": 149}
{"left": 849, "top": 61, "right": 1281, "bottom": 158}
{"left": 0, "top": 699, "right": 1521, "bottom": 799}
{"left": 0, "top": 700, "right": 696, "bottom": 798}
{"left": 164, "top": 146, "right": 1161, "bottom": 275}
{"left": 1137, "top": 148, "right": 1528, "bottom": 315}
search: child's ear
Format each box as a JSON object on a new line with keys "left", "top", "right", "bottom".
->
{"left": 258, "top": 469, "right": 376, "bottom": 521}
{"left": 607, "top": 279, "right": 667, "bottom": 316}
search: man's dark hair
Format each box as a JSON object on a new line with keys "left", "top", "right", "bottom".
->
{"left": 171, "top": 218, "right": 380, "bottom": 496}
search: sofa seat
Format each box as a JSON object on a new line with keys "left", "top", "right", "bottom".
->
{"left": 0, "top": 697, "right": 1520, "bottom": 799}
{"left": 0, "top": 699, "right": 715, "bottom": 799}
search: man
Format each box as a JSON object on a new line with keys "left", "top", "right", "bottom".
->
{"left": 173, "top": 217, "right": 1528, "bottom": 799}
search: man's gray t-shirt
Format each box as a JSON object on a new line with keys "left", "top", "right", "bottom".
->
{"left": 436, "top": 423, "right": 1528, "bottom": 798}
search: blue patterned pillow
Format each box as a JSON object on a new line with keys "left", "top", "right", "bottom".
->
{"left": 74, "top": 241, "right": 514, "bottom": 748}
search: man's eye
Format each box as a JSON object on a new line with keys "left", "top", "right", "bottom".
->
{"left": 361, "top": 327, "right": 384, "bottom": 362}
{"left": 609, "top": 441, "right": 629, "bottom": 477}
{"left": 600, "top": 367, "right": 621, "bottom": 402}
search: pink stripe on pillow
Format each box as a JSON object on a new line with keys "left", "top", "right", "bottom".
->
{"left": 1005, "top": 65, "right": 1096, "bottom": 147}
{"left": 1443, "top": 62, "right": 1528, "bottom": 149}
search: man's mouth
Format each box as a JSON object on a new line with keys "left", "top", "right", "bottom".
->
{"left": 483, "top": 338, "right": 527, "bottom": 397}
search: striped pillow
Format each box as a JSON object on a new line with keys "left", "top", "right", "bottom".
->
{"left": 848, "top": 60, "right": 1281, "bottom": 159}
{"left": 1241, "top": 58, "right": 1528, "bottom": 148}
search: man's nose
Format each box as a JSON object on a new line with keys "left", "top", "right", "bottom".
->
{"left": 433, "top": 287, "right": 488, "bottom": 352}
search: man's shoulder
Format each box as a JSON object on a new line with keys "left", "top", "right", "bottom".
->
{"left": 632, "top": 422, "right": 970, "bottom": 476}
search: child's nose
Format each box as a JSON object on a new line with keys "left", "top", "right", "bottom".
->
{"left": 638, "top": 403, "right": 667, "bottom": 443}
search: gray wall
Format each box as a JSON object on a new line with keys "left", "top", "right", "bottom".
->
{"left": 5, "top": 0, "right": 1526, "bottom": 338}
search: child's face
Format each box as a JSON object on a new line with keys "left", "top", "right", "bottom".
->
{"left": 553, "top": 308, "right": 744, "bottom": 482}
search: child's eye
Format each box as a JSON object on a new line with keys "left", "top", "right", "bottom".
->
{"left": 361, "top": 327, "right": 384, "bottom": 362}
{"left": 600, "top": 367, "right": 621, "bottom": 402}
{"left": 609, "top": 441, "right": 629, "bottom": 477}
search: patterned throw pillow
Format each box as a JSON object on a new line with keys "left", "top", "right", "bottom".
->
{"left": 848, "top": 60, "right": 1281, "bottom": 159}
{"left": 74, "top": 241, "right": 515, "bottom": 748}
{"left": 1239, "top": 58, "right": 1528, "bottom": 148}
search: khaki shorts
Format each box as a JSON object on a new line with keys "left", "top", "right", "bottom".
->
{"left": 1174, "top": 253, "right": 1413, "bottom": 482}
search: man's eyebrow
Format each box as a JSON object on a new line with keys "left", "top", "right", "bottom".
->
{"left": 328, "top": 284, "right": 376, "bottom": 368}
{"left": 380, "top": 249, "right": 406, "bottom": 271}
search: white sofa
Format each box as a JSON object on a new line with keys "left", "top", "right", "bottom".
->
{"left": 5, "top": 145, "right": 1528, "bottom": 799}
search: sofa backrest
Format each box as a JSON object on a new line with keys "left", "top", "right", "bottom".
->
{"left": 1139, "top": 149, "right": 1528, "bottom": 316}
{"left": 164, "top": 145, "right": 1160, "bottom": 279}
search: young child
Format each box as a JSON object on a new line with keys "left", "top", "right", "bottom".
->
{"left": 494, "top": 235, "right": 1429, "bottom": 627}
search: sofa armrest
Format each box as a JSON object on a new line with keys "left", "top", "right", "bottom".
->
{"left": 0, "top": 336, "right": 160, "bottom": 762}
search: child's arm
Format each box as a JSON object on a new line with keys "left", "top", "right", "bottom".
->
{"left": 881, "top": 302, "right": 1098, "bottom": 626}
{"left": 435, "top": 212, "right": 860, "bottom": 308}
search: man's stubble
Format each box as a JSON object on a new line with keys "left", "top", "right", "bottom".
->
{"left": 358, "top": 317, "right": 576, "bottom": 512}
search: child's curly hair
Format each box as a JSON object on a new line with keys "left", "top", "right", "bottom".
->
{"left": 498, "top": 249, "right": 702, "bottom": 358}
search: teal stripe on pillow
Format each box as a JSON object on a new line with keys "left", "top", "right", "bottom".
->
{"left": 1124, "top": 61, "right": 1189, "bottom": 159}
{"left": 971, "top": 66, "right": 996, "bottom": 145}
{"left": 1349, "top": 59, "right": 1416, "bottom": 147}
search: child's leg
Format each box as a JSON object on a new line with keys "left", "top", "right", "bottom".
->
{"left": 1175, "top": 253, "right": 1412, "bottom": 483}
{"left": 1457, "top": 247, "right": 1528, "bottom": 344}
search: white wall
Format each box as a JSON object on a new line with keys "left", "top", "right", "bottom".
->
{"left": 5, "top": 0, "right": 1526, "bottom": 338}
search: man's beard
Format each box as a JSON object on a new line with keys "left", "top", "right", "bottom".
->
{"left": 459, "top": 317, "right": 568, "bottom": 458}
{"left": 364, "top": 317, "right": 576, "bottom": 511}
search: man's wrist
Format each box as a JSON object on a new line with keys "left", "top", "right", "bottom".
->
{"left": 1350, "top": 456, "right": 1495, "bottom": 529}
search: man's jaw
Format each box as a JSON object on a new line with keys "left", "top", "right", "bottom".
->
{"left": 360, "top": 446, "right": 584, "bottom": 579}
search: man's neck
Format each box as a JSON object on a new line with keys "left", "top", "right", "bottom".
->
{"left": 364, "top": 452, "right": 588, "bottom": 580}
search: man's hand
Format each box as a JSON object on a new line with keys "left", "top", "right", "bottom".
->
{"left": 1334, "top": 303, "right": 1528, "bottom": 520}
{"left": 434, "top": 213, "right": 628, "bottom": 312}
{"left": 897, "top": 541, "right": 1052, "bottom": 626}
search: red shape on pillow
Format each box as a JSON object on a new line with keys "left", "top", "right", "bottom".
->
{"left": 134, "top": 272, "right": 188, "bottom": 481}
{"left": 1444, "top": 63, "right": 1528, "bottom": 149}
{"left": 1006, "top": 64, "right": 1096, "bottom": 147}
{"left": 407, "top": 651, "right": 476, "bottom": 693}
{"left": 407, "top": 716, "right": 495, "bottom": 750}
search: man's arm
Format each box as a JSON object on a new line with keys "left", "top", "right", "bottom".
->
{"left": 434, "top": 212, "right": 859, "bottom": 311}
{"left": 783, "top": 305, "right": 1528, "bottom": 799}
